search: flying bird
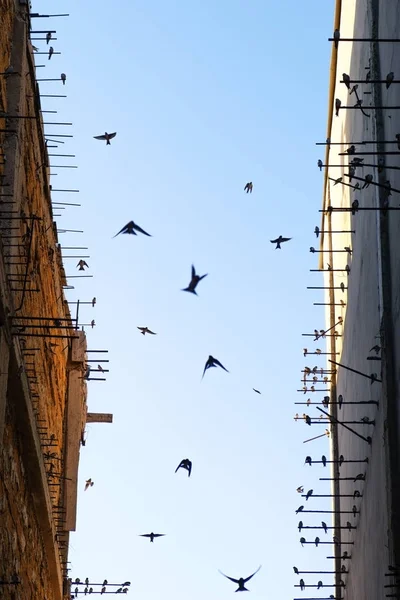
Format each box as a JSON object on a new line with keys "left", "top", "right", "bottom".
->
{"left": 218, "top": 566, "right": 261, "bottom": 592}
{"left": 113, "top": 220, "right": 151, "bottom": 238}
{"left": 182, "top": 265, "right": 207, "bottom": 295}
{"left": 94, "top": 132, "right": 117, "bottom": 145}
{"left": 139, "top": 533, "right": 165, "bottom": 543}
{"left": 61, "top": 73, "right": 66, "bottom": 85}
{"left": 297, "top": 486, "right": 304, "bottom": 493}
{"left": 46, "top": 32, "right": 52, "bottom": 44}
{"left": 253, "top": 388, "right": 261, "bottom": 394}
{"left": 370, "top": 344, "right": 381, "bottom": 354}
{"left": 77, "top": 259, "right": 89, "bottom": 271}
{"left": 202, "top": 355, "right": 229, "bottom": 379}
{"left": 84, "top": 478, "right": 94, "bottom": 491}
{"left": 386, "top": 72, "right": 395, "bottom": 89}
{"left": 270, "top": 235, "right": 291, "bottom": 249}
{"left": 48, "top": 46, "right": 54, "bottom": 60}
{"left": 244, "top": 181, "right": 253, "bottom": 193}
{"left": 335, "top": 98, "right": 341, "bottom": 116}
{"left": 137, "top": 326, "right": 156, "bottom": 336}
{"left": 175, "top": 458, "right": 192, "bottom": 477}
{"left": 342, "top": 73, "right": 351, "bottom": 89}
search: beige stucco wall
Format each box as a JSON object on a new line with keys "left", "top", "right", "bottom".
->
{"left": 320, "top": 1, "right": 400, "bottom": 598}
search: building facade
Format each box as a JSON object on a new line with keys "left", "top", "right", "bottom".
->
{"left": 0, "top": 2, "right": 88, "bottom": 598}
{"left": 319, "top": 1, "right": 400, "bottom": 598}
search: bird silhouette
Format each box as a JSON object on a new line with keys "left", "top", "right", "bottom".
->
{"left": 298, "top": 521, "right": 303, "bottom": 532}
{"left": 297, "top": 486, "right": 304, "bottom": 493}
{"left": 314, "top": 226, "right": 320, "bottom": 238}
{"left": 202, "top": 355, "right": 229, "bottom": 379}
{"left": 334, "top": 29, "right": 340, "bottom": 49}
{"left": 182, "top": 265, "right": 208, "bottom": 295}
{"left": 94, "top": 132, "right": 117, "bottom": 145}
{"left": 270, "top": 235, "right": 291, "bottom": 249}
{"left": 315, "top": 536, "right": 320, "bottom": 547}
{"left": 84, "top": 478, "right": 94, "bottom": 491}
{"left": 175, "top": 458, "right": 192, "bottom": 477}
{"left": 252, "top": 388, "right": 261, "bottom": 394}
{"left": 113, "top": 220, "right": 151, "bottom": 237}
{"left": 244, "top": 182, "right": 253, "bottom": 193}
{"left": 322, "top": 521, "right": 328, "bottom": 534}
{"left": 386, "top": 71, "right": 395, "bottom": 89}
{"left": 219, "top": 566, "right": 261, "bottom": 592}
{"left": 322, "top": 455, "right": 327, "bottom": 467}
{"left": 343, "top": 73, "right": 350, "bottom": 89}
{"left": 46, "top": 31, "right": 52, "bottom": 44}
{"left": 362, "top": 174, "right": 373, "bottom": 188}
{"left": 61, "top": 73, "right": 66, "bottom": 85}
{"left": 300, "top": 537, "right": 306, "bottom": 547}
{"left": 77, "top": 260, "right": 89, "bottom": 271}
{"left": 305, "top": 456, "right": 312, "bottom": 466}
{"left": 300, "top": 579, "right": 305, "bottom": 591}
{"left": 318, "top": 159, "right": 323, "bottom": 171}
{"left": 293, "top": 567, "right": 299, "bottom": 575}
{"left": 335, "top": 98, "right": 341, "bottom": 116}
{"left": 352, "top": 199, "right": 359, "bottom": 215}
{"left": 139, "top": 533, "right": 165, "bottom": 543}
{"left": 317, "top": 581, "right": 323, "bottom": 590}
{"left": 296, "top": 505, "right": 304, "bottom": 514}
{"left": 48, "top": 46, "right": 54, "bottom": 60}
{"left": 305, "top": 489, "right": 313, "bottom": 501}
{"left": 137, "top": 326, "right": 156, "bottom": 336}
{"left": 370, "top": 344, "right": 381, "bottom": 354}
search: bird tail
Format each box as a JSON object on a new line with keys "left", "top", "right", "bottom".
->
{"left": 182, "top": 287, "right": 197, "bottom": 295}
{"left": 276, "top": 243, "right": 281, "bottom": 249}
{"left": 106, "top": 139, "right": 111, "bottom": 145}
{"left": 236, "top": 587, "right": 249, "bottom": 592}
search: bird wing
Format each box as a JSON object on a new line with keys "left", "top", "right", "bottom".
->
{"left": 83, "top": 261, "right": 89, "bottom": 268}
{"left": 280, "top": 237, "right": 292, "bottom": 243}
{"left": 152, "top": 534, "right": 165, "bottom": 538}
{"left": 201, "top": 360, "right": 210, "bottom": 379}
{"left": 243, "top": 565, "right": 262, "bottom": 583}
{"left": 132, "top": 222, "right": 151, "bottom": 236}
{"left": 213, "top": 358, "right": 229, "bottom": 372}
{"left": 139, "top": 534, "right": 151, "bottom": 538}
{"left": 270, "top": 238, "right": 278, "bottom": 243}
{"left": 218, "top": 571, "right": 239, "bottom": 584}
{"left": 94, "top": 135, "right": 107, "bottom": 140}
{"left": 175, "top": 463, "right": 182, "bottom": 473}
{"left": 108, "top": 132, "right": 117, "bottom": 139}
{"left": 198, "top": 273, "right": 208, "bottom": 281}
{"left": 147, "top": 329, "right": 156, "bottom": 335}
{"left": 191, "top": 265, "right": 196, "bottom": 279}
{"left": 113, "top": 222, "right": 130, "bottom": 238}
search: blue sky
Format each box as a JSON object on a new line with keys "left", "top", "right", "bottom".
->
{"left": 34, "top": 1, "right": 335, "bottom": 598}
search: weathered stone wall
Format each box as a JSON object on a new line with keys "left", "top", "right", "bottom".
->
{"left": 0, "top": 3, "right": 87, "bottom": 599}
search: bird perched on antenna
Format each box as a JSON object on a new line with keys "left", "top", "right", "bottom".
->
{"left": 270, "top": 235, "right": 291, "bottom": 249}
{"left": 182, "top": 265, "right": 207, "bottom": 295}
{"left": 94, "top": 132, "right": 117, "bottom": 145}
{"left": 137, "top": 326, "right": 156, "bottom": 336}
{"left": 139, "top": 532, "right": 165, "bottom": 543}
{"left": 219, "top": 566, "right": 261, "bottom": 592}
{"left": 244, "top": 181, "right": 253, "bottom": 193}
{"left": 113, "top": 220, "right": 151, "bottom": 238}
{"left": 202, "top": 355, "right": 229, "bottom": 379}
